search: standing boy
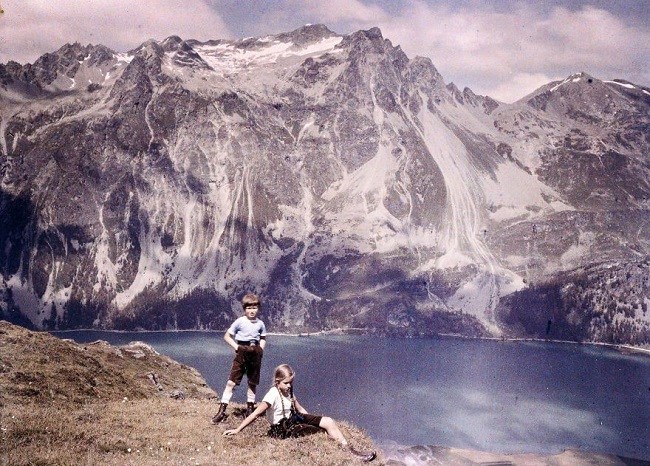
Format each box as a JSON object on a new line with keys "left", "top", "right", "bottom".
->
{"left": 212, "top": 293, "right": 267, "bottom": 423}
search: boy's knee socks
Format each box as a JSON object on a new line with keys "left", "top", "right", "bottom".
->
{"left": 247, "top": 386, "right": 256, "bottom": 403}
{"left": 220, "top": 383, "right": 256, "bottom": 404}
{"left": 221, "top": 384, "right": 235, "bottom": 404}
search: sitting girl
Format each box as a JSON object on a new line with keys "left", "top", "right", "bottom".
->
{"left": 223, "top": 363, "right": 376, "bottom": 462}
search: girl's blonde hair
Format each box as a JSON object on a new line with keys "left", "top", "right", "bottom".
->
{"left": 273, "top": 364, "right": 296, "bottom": 409}
{"left": 273, "top": 364, "right": 295, "bottom": 384}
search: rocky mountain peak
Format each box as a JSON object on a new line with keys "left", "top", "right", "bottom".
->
{"left": 161, "top": 35, "right": 184, "bottom": 51}
{"left": 0, "top": 61, "right": 33, "bottom": 87}
{"left": 406, "top": 56, "right": 444, "bottom": 89}
{"left": 522, "top": 71, "right": 650, "bottom": 140}
{"left": 461, "top": 87, "right": 500, "bottom": 114}
{"left": 55, "top": 42, "right": 91, "bottom": 60}
{"left": 352, "top": 26, "right": 384, "bottom": 41}
{"left": 274, "top": 23, "right": 339, "bottom": 46}
{"left": 86, "top": 44, "right": 117, "bottom": 67}
{"left": 0, "top": 42, "right": 118, "bottom": 92}
{"left": 35, "top": 42, "right": 113, "bottom": 68}
{"left": 17, "top": 42, "right": 87, "bottom": 87}
{"left": 129, "top": 39, "right": 165, "bottom": 60}
{"left": 342, "top": 26, "right": 389, "bottom": 53}
{"left": 159, "top": 35, "right": 212, "bottom": 69}
{"left": 0, "top": 26, "right": 648, "bottom": 345}
{"left": 567, "top": 71, "right": 592, "bottom": 80}
{"left": 444, "top": 82, "right": 498, "bottom": 114}
{"left": 526, "top": 73, "right": 610, "bottom": 112}
{"left": 446, "top": 82, "right": 462, "bottom": 100}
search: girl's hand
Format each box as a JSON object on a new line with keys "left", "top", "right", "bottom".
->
{"left": 223, "top": 429, "right": 238, "bottom": 436}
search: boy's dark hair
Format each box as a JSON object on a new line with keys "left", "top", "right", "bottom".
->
{"left": 241, "top": 293, "right": 261, "bottom": 307}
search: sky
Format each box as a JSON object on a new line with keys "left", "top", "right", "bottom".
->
{"left": 0, "top": 0, "right": 648, "bottom": 102}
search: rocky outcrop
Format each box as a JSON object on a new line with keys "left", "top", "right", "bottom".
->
{"left": 0, "top": 320, "right": 216, "bottom": 406}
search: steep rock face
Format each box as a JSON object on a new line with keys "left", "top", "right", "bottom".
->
{"left": 0, "top": 26, "right": 648, "bottom": 343}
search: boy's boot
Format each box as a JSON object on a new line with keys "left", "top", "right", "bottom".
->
{"left": 348, "top": 445, "right": 376, "bottom": 462}
{"left": 245, "top": 402, "right": 256, "bottom": 417}
{"left": 211, "top": 403, "right": 228, "bottom": 424}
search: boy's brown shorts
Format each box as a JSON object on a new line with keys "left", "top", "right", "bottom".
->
{"left": 228, "top": 344, "right": 263, "bottom": 386}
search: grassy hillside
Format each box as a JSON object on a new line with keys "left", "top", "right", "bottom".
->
{"left": 0, "top": 321, "right": 380, "bottom": 465}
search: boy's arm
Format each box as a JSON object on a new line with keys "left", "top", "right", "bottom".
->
{"left": 224, "top": 331, "right": 238, "bottom": 351}
{"left": 259, "top": 321, "right": 267, "bottom": 350}
{"left": 223, "top": 402, "right": 270, "bottom": 436}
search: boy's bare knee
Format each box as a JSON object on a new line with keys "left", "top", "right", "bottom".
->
{"left": 226, "top": 380, "right": 237, "bottom": 388}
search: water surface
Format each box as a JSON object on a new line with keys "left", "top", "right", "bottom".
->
{"left": 54, "top": 331, "right": 650, "bottom": 460}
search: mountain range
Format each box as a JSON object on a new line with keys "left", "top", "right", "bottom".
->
{"left": 1, "top": 25, "right": 648, "bottom": 344}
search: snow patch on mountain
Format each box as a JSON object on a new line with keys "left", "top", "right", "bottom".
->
{"left": 605, "top": 80, "right": 635, "bottom": 90}
{"left": 604, "top": 79, "right": 650, "bottom": 96}
{"left": 0, "top": 113, "right": 8, "bottom": 158}
{"left": 195, "top": 36, "right": 343, "bottom": 74}
{"left": 549, "top": 72, "right": 590, "bottom": 92}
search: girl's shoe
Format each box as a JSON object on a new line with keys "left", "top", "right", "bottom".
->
{"left": 348, "top": 445, "right": 376, "bottom": 462}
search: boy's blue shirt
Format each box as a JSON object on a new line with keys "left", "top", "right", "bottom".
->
{"left": 228, "top": 316, "right": 266, "bottom": 342}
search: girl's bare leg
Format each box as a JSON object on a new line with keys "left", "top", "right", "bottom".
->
{"left": 319, "top": 416, "right": 376, "bottom": 461}
{"left": 318, "top": 416, "right": 347, "bottom": 445}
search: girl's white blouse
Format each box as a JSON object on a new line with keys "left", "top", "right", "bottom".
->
{"left": 262, "top": 386, "right": 293, "bottom": 424}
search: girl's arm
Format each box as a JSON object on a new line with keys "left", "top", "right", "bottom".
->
{"left": 223, "top": 402, "right": 270, "bottom": 436}
{"left": 294, "top": 397, "right": 309, "bottom": 415}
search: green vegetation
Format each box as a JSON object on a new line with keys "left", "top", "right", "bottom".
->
{"left": 497, "top": 260, "right": 650, "bottom": 346}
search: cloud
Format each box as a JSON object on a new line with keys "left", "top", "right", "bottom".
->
{"left": 485, "top": 73, "right": 555, "bottom": 102}
{"left": 287, "top": 1, "right": 650, "bottom": 102}
{"left": 0, "top": 0, "right": 232, "bottom": 64}
{"left": 379, "top": 3, "right": 649, "bottom": 102}
{"left": 296, "top": 0, "right": 389, "bottom": 24}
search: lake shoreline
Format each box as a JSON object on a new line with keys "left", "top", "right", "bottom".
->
{"left": 49, "top": 325, "right": 650, "bottom": 357}
{"left": 380, "top": 442, "right": 650, "bottom": 465}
